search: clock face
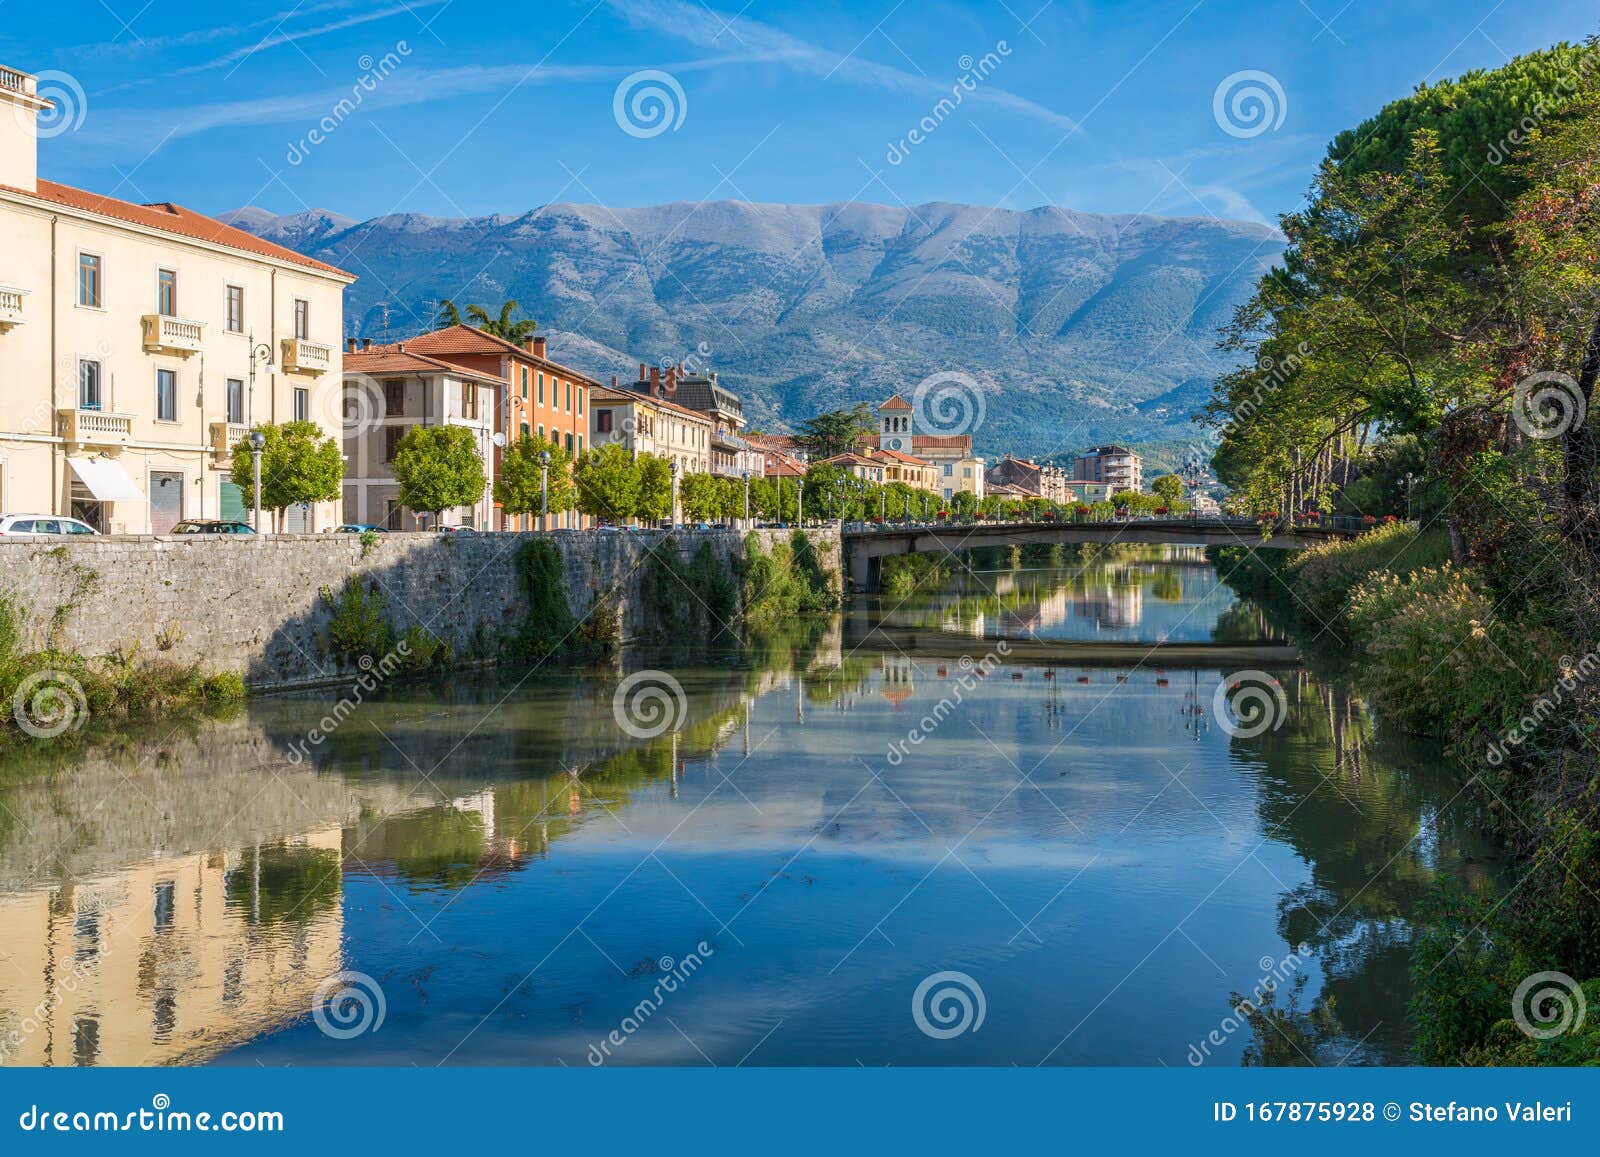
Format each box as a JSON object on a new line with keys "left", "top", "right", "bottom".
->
{"left": 888, "top": 438, "right": 902, "bottom": 450}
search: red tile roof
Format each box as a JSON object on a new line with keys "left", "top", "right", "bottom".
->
{"left": 345, "top": 347, "right": 505, "bottom": 382}
{"left": 877, "top": 395, "right": 913, "bottom": 411}
{"left": 910, "top": 434, "right": 973, "bottom": 452}
{"left": 374, "top": 325, "right": 602, "bottom": 385}
{"left": 1, "top": 180, "right": 354, "bottom": 279}
{"left": 590, "top": 384, "right": 712, "bottom": 423}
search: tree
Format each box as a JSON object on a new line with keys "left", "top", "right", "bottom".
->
{"left": 494, "top": 434, "right": 575, "bottom": 519}
{"left": 435, "top": 299, "right": 464, "bottom": 327}
{"left": 466, "top": 300, "right": 538, "bottom": 345}
{"left": 797, "top": 403, "right": 875, "bottom": 458}
{"left": 574, "top": 443, "right": 640, "bottom": 523}
{"left": 636, "top": 454, "right": 674, "bottom": 523}
{"left": 1151, "top": 474, "right": 1184, "bottom": 505}
{"left": 680, "top": 472, "right": 725, "bottom": 522}
{"left": 391, "top": 425, "right": 486, "bottom": 524}
{"left": 230, "top": 421, "right": 344, "bottom": 531}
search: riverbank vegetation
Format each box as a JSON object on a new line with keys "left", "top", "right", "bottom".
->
{"left": 1204, "top": 39, "right": 1600, "bottom": 1065}
{"left": 0, "top": 589, "right": 244, "bottom": 746}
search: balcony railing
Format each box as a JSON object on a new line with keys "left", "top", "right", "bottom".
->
{"left": 58, "top": 407, "right": 134, "bottom": 446}
{"left": 0, "top": 285, "right": 24, "bottom": 330}
{"left": 280, "top": 337, "right": 332, "bottom": 375}
{"left": 0, "top": 67, "right": 32, "bottom": 96}
{"left": 141, "top": 314, "right": 204, "bottom": 355}
{"left": 209, "top": 421, "right": 250, "bottom": 456}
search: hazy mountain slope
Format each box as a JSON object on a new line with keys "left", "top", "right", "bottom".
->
{"left": 222, "top": 200, "right": 1282, "bottom": 457}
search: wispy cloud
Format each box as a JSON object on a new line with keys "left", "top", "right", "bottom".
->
{"left": 606, "top": 0, "right": 1078, "bottom": 132}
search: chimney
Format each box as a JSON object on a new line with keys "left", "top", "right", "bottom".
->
{"left": 396, "top": 343, "right": 406, "bottom": 353}
{"left": 638, "top": 362, "right": 648, "bottom": 384}
{"left": 665, "top": 367, "right": 676, "bottom": 394}
{"left": 611, "top": 375, "right": 618, "bottom": 388}
{"left": 361, "top": 338, "right": 373, "bottom": 351}
{"left": 346, "top": 337, "right": 359, "bottom": 353}
{"left": 0, "top": 65, "right": 46, "bottom": 192}
{"left": 650, "top": 366, "right": 662, "bottom": 396}
{"left": 528, "top": 335, "right": 546, "bottom": 359}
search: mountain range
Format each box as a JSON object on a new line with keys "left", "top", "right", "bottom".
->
{"left": 221, "top": 200, "right": 1284, "bottom": 461}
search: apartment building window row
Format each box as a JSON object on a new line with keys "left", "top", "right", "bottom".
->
{"left": 293, "top": 387, "right": 309, "bottom": 423}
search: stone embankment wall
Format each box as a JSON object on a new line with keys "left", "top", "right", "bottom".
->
{"left": 0, "top": 528, "right": 841, "bottom": 689}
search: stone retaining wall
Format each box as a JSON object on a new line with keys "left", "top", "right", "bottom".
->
{"left": 0, "top": 528, "right": 840, "bottom": 689}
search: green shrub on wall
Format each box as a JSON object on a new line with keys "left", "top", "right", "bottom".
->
{"left": 510, "top": 538, "right": 577, "bottom": 659}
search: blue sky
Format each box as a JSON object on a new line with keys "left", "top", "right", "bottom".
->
{"left": 6, "top": 0, "right": 1595, "bottom": 225}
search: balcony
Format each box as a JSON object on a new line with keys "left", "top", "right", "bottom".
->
{"left": 141, "top": 313, "right": 204, "bottom": 355}
{"left": 58, "top": 407, "right": 134, "bottom": 447}
{"left": 0, "top": 285, "right": 25, "bottom": 330}
{"left": 209, "top": 421, "right": 250, "bottom": 458}
{"left": 280, "top": 336, "right": 332, "bottom": 375}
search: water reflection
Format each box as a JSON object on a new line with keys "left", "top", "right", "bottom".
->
{"left": 867, "top": 547, "right": 1283, "bottom": 644}
{"left": 0, "top": 564, "right": 1500, "bottom": 1067}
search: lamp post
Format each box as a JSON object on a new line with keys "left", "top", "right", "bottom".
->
{"left": 539, "top": 449, "right": 551, "bottom": 532}
{"left": 796, "top": 477, "right": 804, "bottom": 526}
{"left": 249, "top": 430, "right": 267, "bottom": 534}
{"left": 670, "top": 459, "right": 680, "bottom": 527}
{"left": 835, "top": 478, "right": 845, "bottom": 524}
{"left": 246, "top": 337, "right": 274, "bottom": 426}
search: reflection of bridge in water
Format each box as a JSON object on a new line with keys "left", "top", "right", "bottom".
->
{"left": 843, "top": 518, "right": 1358, "bottom": 591}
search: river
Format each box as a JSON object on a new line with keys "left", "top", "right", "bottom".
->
{"left": 0, "top": 548, "right": 1505, "bottom": 1067}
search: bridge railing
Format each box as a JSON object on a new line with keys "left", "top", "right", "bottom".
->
{"left": 841, "top": 512, "right": 1376, "bottom": 536}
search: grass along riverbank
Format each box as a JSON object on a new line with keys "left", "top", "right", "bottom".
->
{"left": 1212, "top": 524, "right": 1599, "bottom": 1065}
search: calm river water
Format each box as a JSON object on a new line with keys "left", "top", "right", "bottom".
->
{"left": 0, "top": 549, "right": 1504, "bottom": 1066}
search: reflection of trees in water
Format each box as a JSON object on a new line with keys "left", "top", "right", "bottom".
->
{"left": 1229, "top": 672, "right": 1505, "bottom": 1063}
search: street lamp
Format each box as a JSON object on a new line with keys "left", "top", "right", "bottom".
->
{"left": 670, "top": 459, "right": 680, "bottom": 527}
{"left": 246, "top": 337, "right": 274, "bottom": 426}
{"left": 796, "top": 477, "right": 804, "bottom": 526}
{"left": 741, "top": 471, "right": 750, "bottom": 526}
{"left": 539, "top": 449, "right": 551, "bottom": 532}
{"left": 249, "top": 430, "right": 267, "bottom": 533}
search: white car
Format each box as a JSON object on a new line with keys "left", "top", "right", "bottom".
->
{"left": 0, "top": 514, "right": 101, "bottom": 538}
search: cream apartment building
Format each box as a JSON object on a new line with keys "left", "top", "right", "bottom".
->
{"left": 0, "top": 65, "right": 354, "bottom": 533}
{"left": 342, "top": 344, "right": 501, "bottom": 530}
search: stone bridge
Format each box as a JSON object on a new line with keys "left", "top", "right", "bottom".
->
{"left": 842, "top": 517, "right": 1358, "bottom": 591}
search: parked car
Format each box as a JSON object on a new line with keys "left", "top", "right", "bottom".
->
{"left": 436, "top": 525, "right": 478, "bottom": 534}
{"left": 170, "top": 519, "right": 255, "bottom": 535}
{"left": 0, "top": 514, "right": 100, "bottom": 537}
{"left": 331, "top": 524, "right": 387, "bottom": 534}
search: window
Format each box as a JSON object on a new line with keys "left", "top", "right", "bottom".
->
{"left": 294, "top": 298, "right": 310, "bottom": 340}
{"left": 521, "top": 366, "right": 529, "bottom": 399}
{"left": 577, "top": 434, "right": 584, "bottom": 454}
{"left": 78, "top": 360, "right": 102, "bottom": 410}
{"left": 385, "top": 426, "right": 407, "bottom": 462}
{"left": 155, "top": 369, "right": 177, "bottom": 421}
{"left": 226, "top": 378, "right": 244, "bottom": 424}
{"left": 225, "top": 285, "right": 244, "bottom": 333}
{"left": 565, "top": 381, "right": 571, "bottom": 412}
{"left": 77, "top": 253, "right": 102, "bottom": 307}
{"left": 537, "top": 372, "right": 544, "bottom": 405}
{"left": 537, "top": 424, "right": 544, "bottom": 440}
{"left": 384, "top": 379, "right": 405, "bottom": 416}
{"left": 577, "top": 387, "right": 584, "bottom": 415}
{"left": 520, "top": 422, "right": 530, "bottom": 439}
{"left": 566, "top": 432, "right": 574, "bottom": 454}
{"left": 157, "top": 269, "right": 177, "bottom": 316}
{"left": 293, "top": 387, "right": 309, "bottom": 422}
{"left": 944, "top": 463, "right": 953, "bottom": 476}
{"left": 597, "top": 409, "right": 613, "bottom": 433}
{"left": 461, "top": 382, "right": 478, "bottom": 420}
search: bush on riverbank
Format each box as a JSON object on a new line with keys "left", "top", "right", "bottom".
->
{"left": 510, "top": 538, "right": 578, "bottom": 659}
{"left": 1286, "top": 523, "right": 1451, "bottom": 629}
{"left": 740, "top": 531, "right": 839, "bottom": 627}
{"left": 643, "top": 538, "right": 738, "bottom": 641}
{"left": 0, "top": 590, "right": 245, "bottom": 744}
{"left": 881, "top": 552, "right": 954, "bottom": 595}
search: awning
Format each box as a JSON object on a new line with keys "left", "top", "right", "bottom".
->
{"left": 68, "top": 457, "right": 147, "bottom": 503}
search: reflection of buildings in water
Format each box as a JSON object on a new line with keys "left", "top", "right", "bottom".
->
{"left": 0, "top": 829, "right": 343, "bottom": 1067}
{"left": 1070, "top": 583, "right": 1144, "bottom": 631}
{"left": 1003, "top": 588, "right": 1069, "bottom": 635}
{"left": 878, "top": 654, "right": 916, "bottom": 708}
